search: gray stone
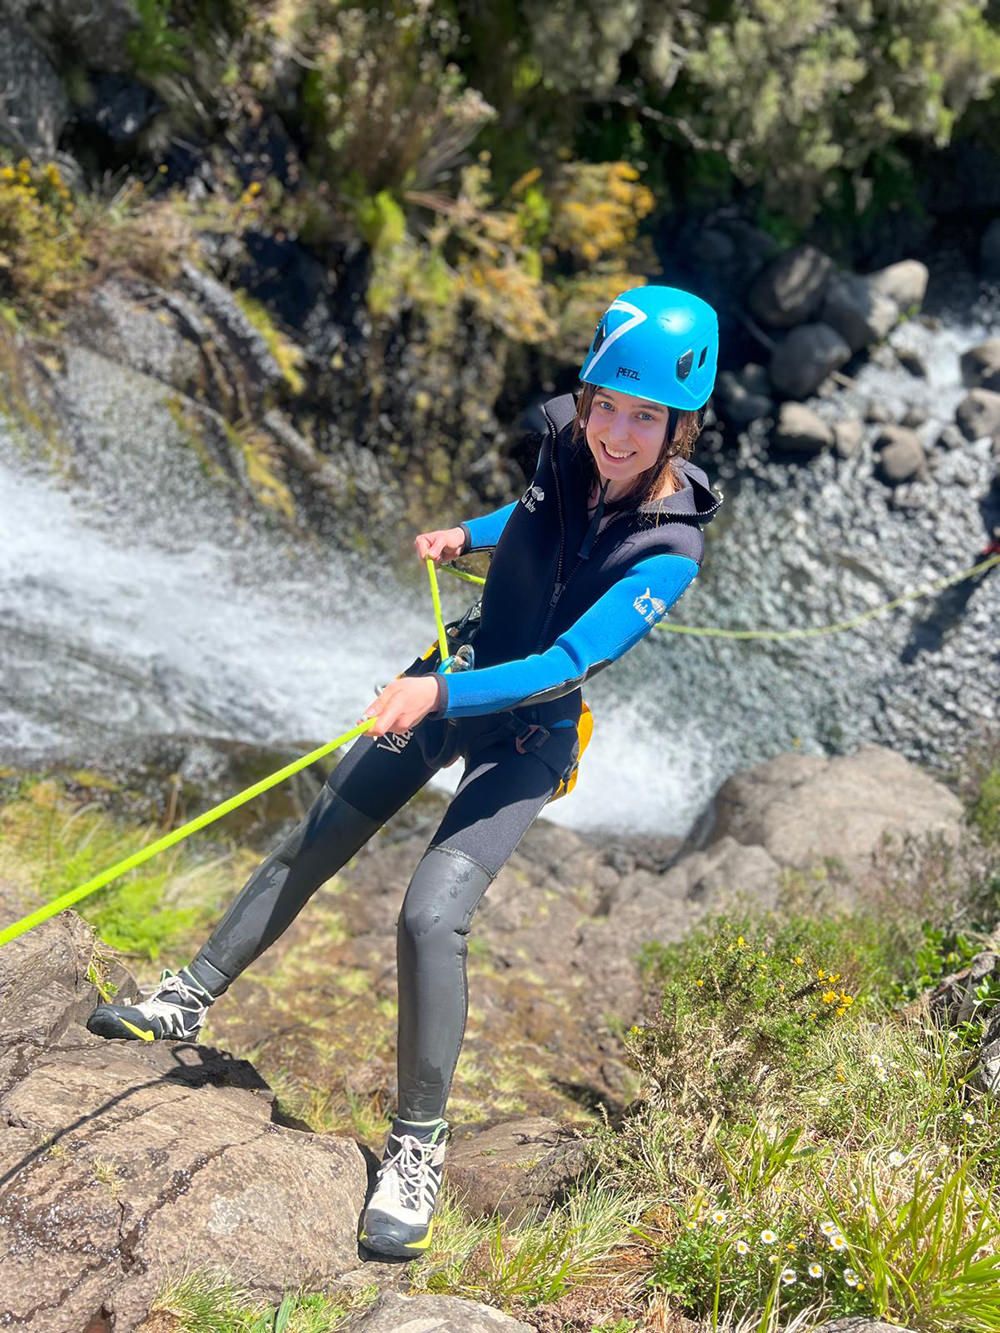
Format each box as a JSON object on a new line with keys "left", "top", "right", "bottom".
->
{"left": 935, "top": 424, "right": 965, "bottom": 451}
{"left": 980, "top": 218, "right": 1000, "bottom": 278}
{"left": 960, "top": 339, "right": 1000, "bottom": 393}
{"left": 714, "top": 371, "right": 774, "bottom": 427}
{"left": 901, "top": 406, "right": 927, "bottom": 429}
{"left": 0, "top": 22, "right": 69, "bottom": 157}
{"left": 821, "top": 270, "right": 898, "bottom": 352}
{"left": 771, "top": 403, "right": 834, "bottom": 454}
{"left": 748, "top": 245, "right": 834, "bottom": 328}
{"left": 833, "top": 418, "right": 863, "bottom": 458}
{"left": 896, "top": 346, "right": 928, "bottom": 378}
{"left": 739, "top": 362, "right": 773, "bottom": 395}
{"left": 865, "top": 400, "right": 893, "bottom": 424}
{"left": 875, "top": 429, "right": 925, "bottom": 485}
{"left": 348, "top": 1291, "right": 536, "bottom": 1332}
{"left": 814, "top": 1321, "right": 915, "bottom": 1333}
{"left": 770, "top": 324, "right": 852, "bottom": 399}
{"left": 867, "top": 259, "right": 929, "bottom": 312}
{"left": 956, "top": 389, "right": 1000, "bottom": 441}
{"left": 447, "top": 1117, "right": 588, "bottom": 1223}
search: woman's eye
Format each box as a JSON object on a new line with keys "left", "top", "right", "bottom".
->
{"left": 597, "top": 399, "right": 613, "bottom": 412}
{"left": 636, "top": 412, "right": 653, "bottom": 422}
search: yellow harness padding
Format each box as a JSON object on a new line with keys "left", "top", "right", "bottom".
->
{"left": 551, "top": 699, "right": 593, "bottom": 802}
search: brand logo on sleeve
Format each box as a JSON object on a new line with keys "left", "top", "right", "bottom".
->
{"left": 375, "top": 729, "right": 413, "bottom": 755}
{"left": 633, "top": 588, "right": 668, "bottom": 626}
{"left": 520, "top": 484, "right": 545, "bottom": 513}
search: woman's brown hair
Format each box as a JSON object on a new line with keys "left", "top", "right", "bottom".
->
{"left": 572, "top": 383, "right": 701, "bottom": 508}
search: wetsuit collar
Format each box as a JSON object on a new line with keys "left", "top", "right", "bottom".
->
{"left": 633, "top": 458, "right": 723, "bottom": 524}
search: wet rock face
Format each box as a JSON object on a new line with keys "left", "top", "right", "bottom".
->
{"left": 0, "top": 22, "right": 69, "bottom": 157}
{"left": 0, "top": 916, "right": 368, "bottom": 1332}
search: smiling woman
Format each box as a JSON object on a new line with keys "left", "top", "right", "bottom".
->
{"left": 86, "top": 283, "right": 724, "bottom": 1263}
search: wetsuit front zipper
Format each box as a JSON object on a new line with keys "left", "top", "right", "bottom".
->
{"left": 536, "top": 407, "right": 566, "bottom": 651}
{"left": 537, "top": 508, "right": 628, "bottom": 647}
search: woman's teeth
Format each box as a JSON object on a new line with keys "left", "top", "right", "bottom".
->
{"left": 602, "top": 441, "right": 633, "bottom": 460}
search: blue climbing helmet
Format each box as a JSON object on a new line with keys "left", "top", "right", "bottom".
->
{"left": 579, "top": 285, "right": 719, "bottom": 411}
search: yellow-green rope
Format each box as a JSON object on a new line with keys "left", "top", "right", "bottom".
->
{"left": 0, "top": 719, "right": 375, "bottom": 948}
{"left": 439, "top": 552, "right": 999, "bottom": 641}
{"left": 425, "top": 556, "right": 449, "bottom": 662}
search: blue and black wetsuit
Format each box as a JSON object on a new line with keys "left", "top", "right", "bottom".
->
{"left": 186, "top": 394, "right": 722, "bottom": 1121}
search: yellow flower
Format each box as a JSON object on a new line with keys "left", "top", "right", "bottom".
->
{"left": 736, "top": 935, "right": 747, "bottom": 948}
{"left": 836, "top": 1005, "right": 848, "bottom": 1016}
{"left": 785, "top": 1241, "right": 796, "bottom": 1251}
{"left": 694, "top": 979, "right": 704, "bottom": 987}
{"left": 817, "top": 968, "right": 826, "bottom": 980}
{"left": 822, "top": 990, "right": 838, "bottom": 1004}
{"left": 839, "top": 993, "right": 854, "bottom": 1005}
{"left": 828, "top": 973, "right": 842, "bottom": 983}
{"left": 793, "top": 955, "right": 804, "bottom": 965}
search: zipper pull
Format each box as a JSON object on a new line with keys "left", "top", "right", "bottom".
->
{"left": 549, "top": 581, "right": 564, "bottom": 608}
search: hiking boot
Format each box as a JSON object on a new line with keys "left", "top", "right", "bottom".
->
{"left": 360, "top": 1118, "right": 449, "bottom": 1256}
{"left": 86, "top": 967, "right": 214, "bottom": 1042}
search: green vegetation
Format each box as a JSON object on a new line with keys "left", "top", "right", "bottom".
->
{"left": 0, "top": 776, "right": 241, "bottom": 960}
{"left": 147, "top": 1270, "right": 378, "bottom": 1332}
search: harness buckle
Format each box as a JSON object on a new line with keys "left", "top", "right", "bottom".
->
{"left": 514, "top": 723, "right": 549, "bottom": 755}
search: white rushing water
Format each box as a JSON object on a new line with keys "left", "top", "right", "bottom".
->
{"left": 1, "top": 299, "right": 997, "bottom": 837}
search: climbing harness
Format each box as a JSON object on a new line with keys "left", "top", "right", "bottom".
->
{"left": 439, "top": 550, "right": 1000, "bottom": 641}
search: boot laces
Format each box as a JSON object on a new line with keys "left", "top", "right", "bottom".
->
{"left": 134, "top": 970, "right": 209, "bottom": 1032}
{"left": 379, "top": 1133, "right": 442, "bottom": 1212}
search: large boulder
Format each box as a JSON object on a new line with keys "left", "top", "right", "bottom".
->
{"left": 770, "top": 324, "right": 852, "bottom": 399}
{"left": 691, "top": 746, "right": 962, "bottom": 876}
{"left": 348, "top": 1292, "right": 536, "bottom": 1331}
{"left": 821, "top": 271, "right": 899, "bottom": 353}
{"left": 446, "top": 1117, "right": 588, "bottom": 1223}
{"left": 0, "top": 914, "right": 369, "bottom": 1332}
{"left": 867, "top": 260, "right": 929, "bottom": 312}
{"left": 770, "top": 403, "right": 834, "bottom": 455}
{"left": 956, "top": 389, "right": 1000, "bottom": 441}
{"left": 960, "top": 339, "right": 1000, "bottom": 393}
{"left": 714, "top": 370, "right": 774, "bottom": 428}
{"left": 748, "top": 246, "right": 834, "bottom": 329}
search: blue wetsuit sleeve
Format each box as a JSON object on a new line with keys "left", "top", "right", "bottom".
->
{"left": 436, "top": 553, "right": 700, "bottom": 718}
{"left": 459, "top": 501, "right": 518, "bottom": 554}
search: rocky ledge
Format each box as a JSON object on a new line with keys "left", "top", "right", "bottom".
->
{"left": 0, "top": 742, "right": 965, "bottom": 1330}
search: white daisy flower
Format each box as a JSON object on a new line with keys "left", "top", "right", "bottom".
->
{"left": 808, "top": 1262, "right": 823, "bottom": 1278}
{"left": 736, "top": 1239, "right": 750, "bottom": 1255}
{"left": 830, "top": 1233, "right": 848, "bottom": 1251}
{"left": 819, "top": 1220, "right": 838, "bottom": 1235}
{"left": 887, "top": 1150, "right": 906, "bottom": 1168}
{"left": 962, "top": 1111, "right": 976, "bottom": 1125}
{"left": 844, "top": 1267, "right": 859, "bottom": 1287}
{"left": 761, "top": 1229, "right": 778, "bottom": 1244}
{"left": 711, "top": 1209, "right": 727, "bottom": 1224}
{"left": 781, "top": 1268, "right": 796, "bottom": 1285}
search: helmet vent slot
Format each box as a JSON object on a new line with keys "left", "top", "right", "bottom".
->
{"left": 676, "top": 350, "right": 693, "bottom": 381}
{"left": 698, "top": 346, "right": 708, "bottom": 368}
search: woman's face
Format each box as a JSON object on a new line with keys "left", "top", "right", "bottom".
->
{"left": 584, "top": 387, "right": 671, "bottom": 493}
